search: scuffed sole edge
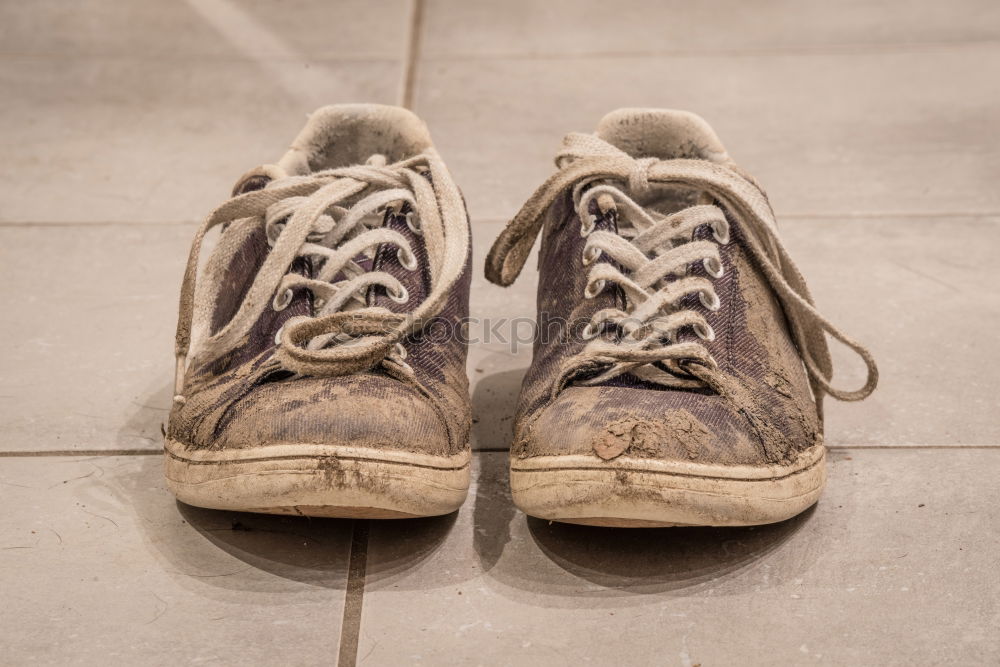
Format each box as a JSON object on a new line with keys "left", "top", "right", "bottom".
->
{"left": 164, "top": 439, "right": 471, "bottom": 519}
{"left": 509, "top": 445, "right": 826, "bottom": 527}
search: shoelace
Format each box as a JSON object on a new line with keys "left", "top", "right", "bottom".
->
{"left": 485, "top": 133, "right": 878, "bottom": 406}
{"left": 173, "top": 151, "right": 468, "bottom": 403}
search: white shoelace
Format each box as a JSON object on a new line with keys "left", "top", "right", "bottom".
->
{"left": 173, "top": 151, "right": 468, "bottom": 403}
{"left": 486, "top": 133, "right": 878, "bottom": 406}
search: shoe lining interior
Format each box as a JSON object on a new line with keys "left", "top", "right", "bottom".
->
{"left": 277, "top": 104, "right": 434, "bottom": 176}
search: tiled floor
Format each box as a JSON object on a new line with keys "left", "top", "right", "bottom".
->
{"left": 1, "top": 1, "right": 998, "bottom": 665}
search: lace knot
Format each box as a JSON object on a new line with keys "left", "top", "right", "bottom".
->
{"left": 628, "top": 157, "right": 657, "bottom": 197}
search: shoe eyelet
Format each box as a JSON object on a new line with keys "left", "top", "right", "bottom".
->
{"left": 694, "top": 322, "right": 716, "bottom": 341}
{"left": 393, "top": 342, "right": 408, "bottom": 360}
{"left": 699, "top": 289, "right": 721, "bottom": 312}
{"left": 584, "top": 279, "right": 606, "bottom": 299}
{"left": 712, "top": 221, "right": 730, "bottom": 245}
{"left": 581, "top": 323, "right": 599, "bottom": 340}
{"left": 397, "top": 247, "right": 418, "bottom": 271}
{"left": 703, "top": 256, "right": 724, "bottom": 279}
{"left": 274, "top": 324, "right": 285, "bottom": 346}
{"left": 266, "top": 221, "right": 285, "bottom": 248}
{"left": 272, "top": 288, "right": 293, "bottom": 311}
{"left": 582, "top": 246, "right": 601, "bottom": 266}
{"left": 389, "top": 285, "right": 409, "bottom": 304}
{"left": 406, "top": 211, "right": 423, "bottom": 236}
{"left": 580, "top": 215, "right": 598, "bottom": 238}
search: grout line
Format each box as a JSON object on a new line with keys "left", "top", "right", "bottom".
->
{"left": 0, "top": 449, "right": 163, "bottom": 458}
{"left": 0, "top": 51, "right": 399, "bottom": 64}
{"left": 473, "top": 445, "right": 1000, "bottom": 453}
{"left": 337, "top": 519, "right": 370, "bottom": 667}
{"left": 780, "top": 211, "right": 1000, "bottom": 221}
{"left": 0, "top": 221, "right": 199, "bottom": 228}
{"left": 1, "top": 36, "right": 995, "bottom": 66}
{"left": 826, "top": 444, "right": 1000, "bottom": 450}
{"left": 419, "top": 37, "right": 1000, "bottom": 63}
{"left": 399, "top": 0, "right": 425, "bottom": 109}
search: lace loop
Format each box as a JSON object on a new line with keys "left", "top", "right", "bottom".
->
{"left": 274, "top": 311, "right": 407, "bottom": 378}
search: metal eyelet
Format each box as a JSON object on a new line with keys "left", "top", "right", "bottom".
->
{"left": 582, "top": 246, "right": 601, "bottom": 266}
{"left": 694, "top": 322, "right": 716, "bottom": 341}
{"left": 389, "top": 285, "right": 409, "bottom": 304}
{"left": 272, "top": 288, "right": 293, "bottom": 311}
{"left": 580, "top": 215, "right": 598, "bottom": 238}
{"left": 393, "top": 342, "right": 408, "bottom": 360}
{"left": 581, "top": 323, "right": 599, "bottom": 340}
{"left": 584, "top": 279, "right": 606, "bottom": 299}
{"left": 406, "top": 211, "right": 422, "bottom": 235}
{"left": 699, "top": 289, "right": 721, "bottom": 311}
{"left": 273, "top": 324, "right": 285, "bottom": 346}
{"left": 703, "top": 256, "right": 724, "bottom": 279}
{"left": 712, "top": 221, "right": 730, "bottom": 245}
{"left": 266, "top": 221, "right": 285, "bottom": 248}
{"left": 397, "top": 247, "right": 418, "bottom": 271}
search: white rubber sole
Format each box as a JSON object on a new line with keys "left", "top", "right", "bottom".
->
{"left": 509, "top": 444, "right": 826, "bottom": 527}
{"left": 164, "top": 438, "right": 471, "bottom": 519}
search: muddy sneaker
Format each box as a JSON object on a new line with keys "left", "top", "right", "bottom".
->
{"left": 164, "top": 105, "right": 472, "bottom": 518}
{"left": 486, "top": 108, "right": 877, "bottom": 527}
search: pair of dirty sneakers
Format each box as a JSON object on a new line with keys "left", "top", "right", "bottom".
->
{"left": 164, "top": 104, "right": 877, "bottom": 528}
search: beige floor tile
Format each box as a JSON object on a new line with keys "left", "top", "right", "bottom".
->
{"left": 0, "top": 226, "right": 189, "bottom": 452}
{"left": 0, "top": 454, "right": 352, "bottom": 664}
{"left": 0, "top": 0, "right": 409, "bottom": 60}
{"left": 358, "top": 450, "right": 1000, "bottom": 666}
{"left": 0, "top": 56, "right": 400, "bottom": 223}
{"left": 417, "top": 46, "right": 1000, "bottom": 221}
{"left": 467, "top": 217, "right": 1000, "bottom": 448}
{"left": 782, "top": 216, "right": 1000, "bottom": 445}
{"left": 422, "top": 0, "right": 1000, "bottom": 58}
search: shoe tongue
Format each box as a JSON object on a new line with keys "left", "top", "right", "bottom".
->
{"left": 595, "top": 108, "right": 730, "bottom": 163}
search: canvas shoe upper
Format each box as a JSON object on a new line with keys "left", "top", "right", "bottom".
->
{"left": 164, "top": 105, "right": 472, "bottom": 519}
{"left": 486, "top": 108, "right": 878, "bottom": 527}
